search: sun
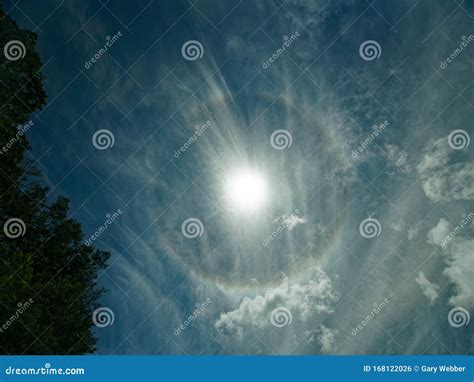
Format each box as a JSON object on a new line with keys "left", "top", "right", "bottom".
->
{"left": 224, "top": 168, "right": 269, "bottom": 213}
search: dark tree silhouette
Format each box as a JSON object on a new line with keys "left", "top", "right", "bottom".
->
{"left": 0, "top": 4, "right": 110, "bottom": 354}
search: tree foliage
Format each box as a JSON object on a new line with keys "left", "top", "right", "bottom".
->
{"left": 0, "top": 5, "right": 110, "bottom": 354}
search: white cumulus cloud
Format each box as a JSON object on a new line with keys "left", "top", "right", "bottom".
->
{"left": 415, "top": 271, "right": 440, "bottom": 303}
{"left": 281, "top": 213, "right": 307, "bottom": 230}
{"left": 417, "top": 137, "right": 474, "bottom": 203}
{"left": 215, "top": 267, "right": 338, "bottom": 338}
{"left": 442, "top": 238, "right": 474, "bottom": 309}
{"left": 427, "top": 218, "right": 450, "bottom": 246}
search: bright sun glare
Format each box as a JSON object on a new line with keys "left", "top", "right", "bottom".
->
{"left": 224, "top": 168, "right": 269, "bottom": 213}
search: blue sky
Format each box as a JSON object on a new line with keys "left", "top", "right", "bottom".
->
{"left": 5, "top": 0, "right": 473, "bottom": 354}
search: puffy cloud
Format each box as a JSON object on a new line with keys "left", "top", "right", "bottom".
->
{"left": 280, "top": 213, "right": 306, "bottom": 230}
{"left": 421, "top": 163, "right": 474, "bottom": 203}
{"left": 427, "top": 218, "right": 450, "bottom": 246}
{"left": 426, "top": 219, "right": 474, "bottom": 309}
{"left": 416, "top": 138, "right": 450, "bottom": 173}
{"left": 415, "top": 272, "right": 440, "bottom": 303}
{"left": 215, "top": 267, "right": 338, "bottom": 338}
{"left": 407, "top": 222, "right": 422, "bottom": 240}
{"left": 417, "top": 137, "right": 474, "bottom": 203}
{"left": 385, "top": 144, "right": 410, "bottom": 171}
{"left": 442, "top": 238, "right": 474, "bottom": 309}
{"left": 317, "top": 324, "right": 338, "bottom": 354}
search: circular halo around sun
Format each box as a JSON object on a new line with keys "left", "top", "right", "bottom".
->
{"left": 224, "top": 168, "right": 269, "bottom": 214}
